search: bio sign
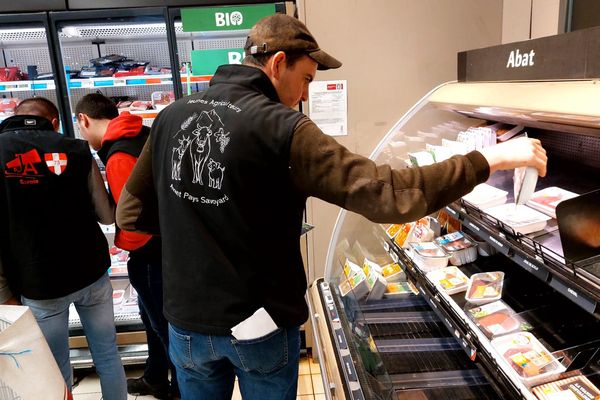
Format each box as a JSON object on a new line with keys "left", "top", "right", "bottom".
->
{"left": 181, "top": 4, "right": 276, "bottom": 32}
{"left": 191, "top": 48, "right": 245, "bottom": 76}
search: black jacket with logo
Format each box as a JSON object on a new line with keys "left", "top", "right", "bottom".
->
{"left": 0, "top": 115, "right": 110, "bottom": 299}
{"left": 152, "top": 65, "right": 307, "bottom": 334}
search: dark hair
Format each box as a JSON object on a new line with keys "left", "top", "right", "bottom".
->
{"left": 75, "top": 93, "right": 119, "bottom": 120}
{"left": 15, "top": 97, "right": 59, "bottom": 123}
{"left": 243, "top": 51, "right": 306, "bottom": 69}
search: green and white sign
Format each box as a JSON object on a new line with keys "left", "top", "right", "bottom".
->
{"left": 181, "top": 4, "right": 276, "bottom": 32}
{"left": 191, "top": 48, "right": 245, "bottom": 76}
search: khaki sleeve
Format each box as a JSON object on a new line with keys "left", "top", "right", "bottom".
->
{"left": 289, "top": 118, "right": 490, "bottom": 223}
{"left": 88, "top": 159, "right": 115, "bottom": 225}
{"left": 116, "top": 138, "right": 160, "bottom": 235}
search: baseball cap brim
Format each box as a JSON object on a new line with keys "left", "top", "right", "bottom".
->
{"left": 308, "top": 49, "right": 342, "bottom": 71}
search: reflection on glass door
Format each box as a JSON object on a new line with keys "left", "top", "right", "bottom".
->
{"left": 0, "top": 20, "right": 62, "bottom": 129}
{"left": 55, "top": 12, "right": 175, "bottom": 139}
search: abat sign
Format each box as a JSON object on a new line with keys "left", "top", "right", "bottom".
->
{"left": 215, "top": 11, "right": 244, "bottom": 27}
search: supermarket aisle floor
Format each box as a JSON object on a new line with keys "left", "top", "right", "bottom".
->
{"left": 71, "top": 354, "right": 326, "bottom": 400}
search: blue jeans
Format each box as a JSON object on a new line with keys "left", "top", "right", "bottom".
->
{"left": 127, "top": 249, "right": 178, "bottom": 395}
{"left": 21, "top": 273, "right": 127, "bottom": 400}
{"left": 169, "top": 324, "right": 300, "bottom": 400}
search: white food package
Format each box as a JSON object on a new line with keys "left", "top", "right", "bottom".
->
{"left": 463, "top": 183, "right": 508, "bottom": 209}
{"left": 485, "top": 203, "right": 551, "bottom": 235}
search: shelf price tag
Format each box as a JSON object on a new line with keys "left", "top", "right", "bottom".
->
{"left": 549, "top": 277, "right": 597, "bottom": 313}
{"left": 513, "top": 253, "right": 549, "bottom": 281}
{"left": 113, "top": 79, "right": 126, "bottom": 87}
{"left": 80, "top": 80, "right": 94, "bottom": 89}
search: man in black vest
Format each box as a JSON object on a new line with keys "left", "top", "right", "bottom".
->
{"left": 75, "top": 93, "right": 178, "bottom": 399}
{"left": 0, "top": 97, "right": 127, "bottom": 400}
{"left": 116, "top": 15, "right": 547, "bottom": 400}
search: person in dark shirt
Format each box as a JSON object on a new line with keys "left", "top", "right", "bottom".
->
{"left": 0, "top": 97, "right": 127, "bottom": 400}
{"left": 117, "top": 15, "right": 547, "bottom": 400}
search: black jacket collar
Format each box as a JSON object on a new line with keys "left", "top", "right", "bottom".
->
{"left": 210, "top": 64, "right": 281, "bottom": 103}
{"left": 0, "top": 115, "right": 55, "bottom": 133}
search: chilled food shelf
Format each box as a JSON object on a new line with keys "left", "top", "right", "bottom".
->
{"left": 66, "top": 74, "right": 213, "bottom": 89}
{"left": 0, "top": 79, "right": 56, "bottom": 92}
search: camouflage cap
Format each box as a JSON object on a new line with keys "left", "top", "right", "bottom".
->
{"left": 244, "top": 14, "right": 342, "bottom": 71}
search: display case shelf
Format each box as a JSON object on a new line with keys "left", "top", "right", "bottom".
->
{"left": 0, "top": 79, "right": 56, "bottom": 92}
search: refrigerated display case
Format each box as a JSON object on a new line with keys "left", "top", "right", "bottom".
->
{"left": 0, "top": 13, "right": 65, "bottom": 128}
{"left": 50, "top": 8, "right": 178, "bottom": 139}
{"left": 308, "top": 39, "right": 600, "bottom": 399}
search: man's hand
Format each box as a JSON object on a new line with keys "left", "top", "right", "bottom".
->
{"left": 479, "top": 137, "right": 548, "bottom": 177}
{"left": 2, "top": 296, "right": 20, "bottom": 305}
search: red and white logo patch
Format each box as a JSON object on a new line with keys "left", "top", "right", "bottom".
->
{"left": 44, "top": 153, "right": 68, "bottom": 175}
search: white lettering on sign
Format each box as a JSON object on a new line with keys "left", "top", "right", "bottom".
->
{"left": 507, "top": 49, "right": 536, "bottom": 68}
{"left": 567, "top": 288, "right": 578, "bottom": 298}
{"left": 523, "top": 259, "right": 539, "bottom": 271}
{"left": 215, "top": 11, "right": 244, "bottom": 27}
{"left": 228, "top": 52, "right": 243, "bottom": 64}
{"left": 468, "top": 222, "right": 480, "bottom": 231}
{"left": 489, "top": 236, "right": 504, "bottom": 248}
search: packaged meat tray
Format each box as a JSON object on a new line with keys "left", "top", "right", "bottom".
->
{"left": 434, "top": 231, "right": 478, "bottom": 265}
{"left": 492, "top": 332, "right": 566, "bottom": 387}
{"left": 468, "top": 300, "right": 529, "bottom": 338}
{"left": 532, "top": 374, "right": 600, "bottom": 400}
{"left": 465, "top": 271, "right": 504, "bottom": 305}
{"left": 410, "top": 241, "right": 450, "bottom": 271}
{"left": 426, "top": 266, "right": 469, "bottom": 294}
{"left": 527, "top": 186, "right": 578, "bottom": 219}
{"left": 485, "top": 203, "right": 551, "bottom": 235}
{"left": 384, "top": 281, "right": 418, "bottom": 297}
{"left": 462, "top": 183, "right": 508, "bottom": 209}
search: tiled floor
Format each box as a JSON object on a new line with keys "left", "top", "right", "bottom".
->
{"left": 72, "top": 355, "right": 325, "bottom": 400}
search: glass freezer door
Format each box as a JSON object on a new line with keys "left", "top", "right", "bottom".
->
{"left": 54, "top": 10, "right": 175, "bottom": 139}
{"left": 170, "top": 3, "right": 285, "bottom": 98}
{"left": 0, "top": 17, "right": 63, "bottom": 129}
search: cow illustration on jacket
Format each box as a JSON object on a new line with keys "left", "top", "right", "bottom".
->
{"left": 190, "top": 125, "right": 212, "bottom": 184}
{"left": 207, "top": 158, "right": 225, "bottom": 189}
{"left": 171, "top": 135, "right": 190, "bottom": 181}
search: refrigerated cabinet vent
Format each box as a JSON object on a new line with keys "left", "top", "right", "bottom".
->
{"left": 0, "top": 28, "right": 46, "bottom": 42}
{"left": 59, "top": 23, "right": 179, "bottom": 40}
{"left": 194, "top": 37, "right": 246, "bottom": 51}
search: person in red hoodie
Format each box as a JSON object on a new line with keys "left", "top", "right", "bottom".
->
{"left": 75, "top": 93, "right": 179, "bottom": 400}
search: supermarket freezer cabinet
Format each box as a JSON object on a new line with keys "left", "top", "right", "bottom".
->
{"left": 0, "top": 13, "right": 66, "bottom": 129}
{"left": 307, "top": 80, "right": 600, "bottom": 400}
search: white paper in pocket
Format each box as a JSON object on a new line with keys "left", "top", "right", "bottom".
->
{"left": 231, "top": 307, "right": 278, "bottom": 340}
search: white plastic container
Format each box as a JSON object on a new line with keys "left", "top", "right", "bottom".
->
{"left": 426, "top": 266, "right": 469, "bottom": 295}
{"left": 434, "top": 232, "right": 478, "bottom": 266}
{"left": 465, "top": 271, "right": 505, "bottom": 305}
{"left": 462, "top": 183, "right": 508, "bottom": 210}
{"left": 485, "top": 203, "right": 551, "bottom": 235}
{"left": 410, "top": 242, "right": 450, "bottom": 272}
{"left": 491, "top": 332, "right": 566, "bottom": 387}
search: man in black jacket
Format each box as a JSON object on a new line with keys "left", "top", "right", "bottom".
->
{"left": 117, "top": 15, "right": 547, "bottom": 400}
{"left": 0, "top": 97, "right": 127, "bottom": 400}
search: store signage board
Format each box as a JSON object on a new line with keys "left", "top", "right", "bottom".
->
{"left": 308, "top": 80, "right": 348, "bottom": 136}
{"left": 181, "top": 4, "right": 276, "bottom": 32}
{"left": 190, "top": 48, "right": 244, "bottom": 76}
{"left": 458, "top": 26, "right": 600, "bottom": 82}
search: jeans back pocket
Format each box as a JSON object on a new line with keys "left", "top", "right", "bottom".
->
{"left": 231, "top": 328, "right": 288, "bottom": 375}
